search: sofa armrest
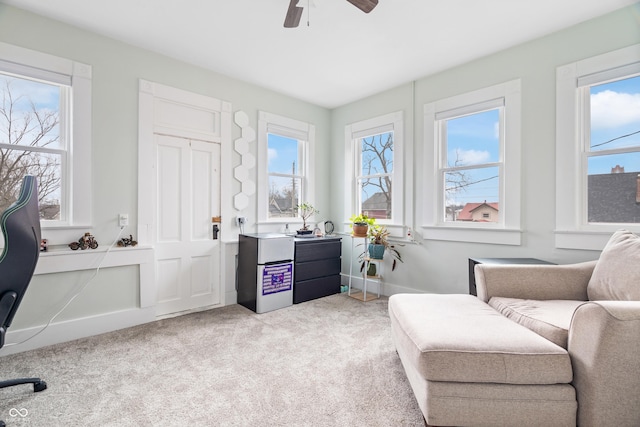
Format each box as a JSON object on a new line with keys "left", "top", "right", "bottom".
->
{"left": 568, "top": 301, "right": 640, "bottom": 427}
{"left": 474, "top": 260, "right": 596, "bottom": 302}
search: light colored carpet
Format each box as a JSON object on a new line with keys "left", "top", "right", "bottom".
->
{"left": 1, "top": 294, "right": 424, "bottom": 426}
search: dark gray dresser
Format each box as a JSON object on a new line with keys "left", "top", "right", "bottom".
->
{"left": 293, "top": 236, "right": 342, "bottom": 303}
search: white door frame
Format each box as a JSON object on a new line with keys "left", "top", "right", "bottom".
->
{"left": 138, "top": 79, "right": 232, "bottom": 311}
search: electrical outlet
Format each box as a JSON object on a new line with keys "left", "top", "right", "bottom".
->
{"left": 236, "top": 216, "right": 247, "bottom": 227}
{"left": 119, "top": 213, "right": 129, "bottom": 227}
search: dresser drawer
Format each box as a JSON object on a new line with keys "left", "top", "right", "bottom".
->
{"left": 293, "top": 275, "right": 341, "bottom": 304}
{"left": 294, "top": 258, "right": 340, "bottom": 282}
{"left": 295, "top": 240, "right": 341, "bottom": 263}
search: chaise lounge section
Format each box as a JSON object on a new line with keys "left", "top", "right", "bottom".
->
{"left": 389, "top": 230, "right": 640, "bottom": 426}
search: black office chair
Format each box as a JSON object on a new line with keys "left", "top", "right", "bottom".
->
{"left": 0, "top": 176, "right": 47, "bottom": 427}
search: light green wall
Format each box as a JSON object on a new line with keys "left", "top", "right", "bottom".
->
{"left": 1, "top": 3, "right": 639, "bottom": 333}
{"left": 331, "top": 4, "right": 640, "bottom": 294}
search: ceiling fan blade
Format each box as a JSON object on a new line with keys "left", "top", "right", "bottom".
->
{"left": 346, "top": 0, "right": 378, "bottom": 13}
{"left": 284, "top": 0, "right": 304, "bottom": 28}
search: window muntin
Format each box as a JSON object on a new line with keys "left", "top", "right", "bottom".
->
{"left": 440, "top": 108, "right": 502, "bottom": 223}
{"left": 268, "top": 133, "right": 304, "bottom": 219}
{"left": 357, "top": 131, "right": 394, "bottom": 220}
{"left": 583, "top": 74, "right": 640, "bottom": 224}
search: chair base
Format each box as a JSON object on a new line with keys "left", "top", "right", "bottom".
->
{"left": 0, "top": 378, "right": 47, "bottom": 427}
{"left": 0, "top": 377, "right": 47, "bottom": 392}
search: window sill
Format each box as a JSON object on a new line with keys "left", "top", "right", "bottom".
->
{"left": 40, "top": 224, "right": 95, "bottom": 247}
{"left": 420, "top": 225, "right": 522, "bottom": 246}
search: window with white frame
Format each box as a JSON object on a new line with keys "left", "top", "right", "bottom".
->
{"left": 423, "top": 80, "right": 521, "bottom": 245}
{"left": 0, "top": 68, "right": 66, "bottom": 220}
{"left": 556, "top": 44, "right": 640, "bottom": 250}
{"left": 257, "top": 111, "right": 315, "bottom": 224}
{"left": 345, "top": 111, "right": 404, "bottom": 227}
{"left": 440, "top": 106, "right": 502, "bottom": 223}
{"left": 0, "top": 42, "right": 91, "bottom": 236}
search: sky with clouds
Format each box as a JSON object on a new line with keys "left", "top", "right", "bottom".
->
{"left": 589, "top": 75, "right": 640, "bottom": 174}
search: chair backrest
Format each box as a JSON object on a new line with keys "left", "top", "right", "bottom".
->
{"left": 0, "top": 176, "right": 41, "bottom": 348}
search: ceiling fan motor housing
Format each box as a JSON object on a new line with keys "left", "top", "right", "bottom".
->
{"left": 284, "top": 0, "right": 378, "bottom": 28}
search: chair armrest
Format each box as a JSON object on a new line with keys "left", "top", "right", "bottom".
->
{"left": 568, "top": 301, "right": 640, "bottom": 426}
{"left": 474, "top": 260, "right": 596, "bottom": 302}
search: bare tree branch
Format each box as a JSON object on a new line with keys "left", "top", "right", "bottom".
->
{"left": 0, "top": 77, "right": 61, "bottom": 218}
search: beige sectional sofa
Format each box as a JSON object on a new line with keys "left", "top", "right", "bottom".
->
{"left": 389, "top": 230, "right": 640, "bottom": 426}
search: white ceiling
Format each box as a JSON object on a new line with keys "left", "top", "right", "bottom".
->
{"left": 2, "top": 0, "right": 637, "bottom": 108}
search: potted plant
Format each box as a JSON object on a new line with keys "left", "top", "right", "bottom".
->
{"left": 350, "top": 213, "right": 376, "bottom": 237}
{"left": 366, "top": 225, "right": 404, "bottom": 271}
{"left": 296, "top": 203, "right": 318, "bottom": 235}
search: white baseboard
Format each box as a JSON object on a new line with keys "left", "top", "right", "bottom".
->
{"left": 225, "top": 290, "right": 238, "bottom": 305}
{"left": 1, "top": 307, "right": 156, "bottom": 356}
{"left": 340, "top": 273, "right": 420, "bottom": 297}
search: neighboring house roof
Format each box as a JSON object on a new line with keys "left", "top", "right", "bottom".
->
{"left": 269, "top": 196, "right": 296, "bottom": 215}
{"left": 361, "top": 192, "right": 390, "bottom": 219}
{"left": 588, "top": 172, "right": 640, "bottom": 223}
{"left": 457, "top": 202, "right": 499, "bottom": 221}
{"left": 362, "top": 192, "right": 389, "bottom": 211}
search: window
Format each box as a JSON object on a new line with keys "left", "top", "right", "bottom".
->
{"left": 440, "top": 107, "right": 501, "bottom": 223}
{"left": 586, "top": 75, "right": 640, "bottom": 223}
{"left": 0, "top": 42, "right": 91, "bottom": 238}
{"left": 0, "top": 69, "right": 66, "bottom": 220}
{"left": 258, "top": 111, "right": 315, "bottom": 224}
{"left": 556, "top": 44, "right": 640, "bottom": 250}
{"left": 267, "top": 133, "right": 304, "bottom": 218}
{"left": 357, "top": 130, "right": 394, "bottom": 220}
{"left": 423, "top": 80, "right": 521, "bottom": 245}
{"left": 345, "top": 112, "right": 404, "bottom": 230}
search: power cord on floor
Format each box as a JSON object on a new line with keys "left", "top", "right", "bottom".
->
{"left": 4, "top": 226, "right": 127, "bottom": 348}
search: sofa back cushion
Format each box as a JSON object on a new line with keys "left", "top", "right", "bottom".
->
{"left": 587, "top": 229, "right": 640, "bottom": 301}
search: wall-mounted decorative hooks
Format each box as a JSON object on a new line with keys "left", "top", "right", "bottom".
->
{"left": 233, "top": 110, "right": 255, "bottom": 212}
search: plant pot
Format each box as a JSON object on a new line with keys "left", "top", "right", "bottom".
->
{"left": 352, "top": 223, "right": 368, "bottom": 237}
{"left": 368, "top": 244, "right": 385, "bottom": 260}
{"left": 366, "top": 262, "right": 377, "bottom": 277}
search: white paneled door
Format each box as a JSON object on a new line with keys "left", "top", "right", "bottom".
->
{"left": 154, "top": 134, "right": 221, "bottom": 316}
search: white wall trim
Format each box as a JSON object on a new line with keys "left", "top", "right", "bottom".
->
{"left": 37, "top": 245, "right": 156, "bottom": 308}
{"left": 2, "top": 307, "right": 156, "bottom": 356}
{"left": 340, "top": 273, "right": 423, "bottom": 297}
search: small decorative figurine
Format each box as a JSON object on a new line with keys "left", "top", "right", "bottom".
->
{"left": 117, "top": 235, "right": 138, "bottom": 247}
{"left": 69, "top": 232, "right": 99, "bottom": 250}
{"left": 40, "top": 239, "right": 48, "bottom": 252}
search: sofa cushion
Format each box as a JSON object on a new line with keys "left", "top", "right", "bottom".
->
{"left": 388, "top": 294, "right": 573, "bottom": 385}
{"left": 588, "top": 229, "right": 640, "bottom": 301}
{"left": 489, "top": 297, "right": 585, "bottom": 348}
